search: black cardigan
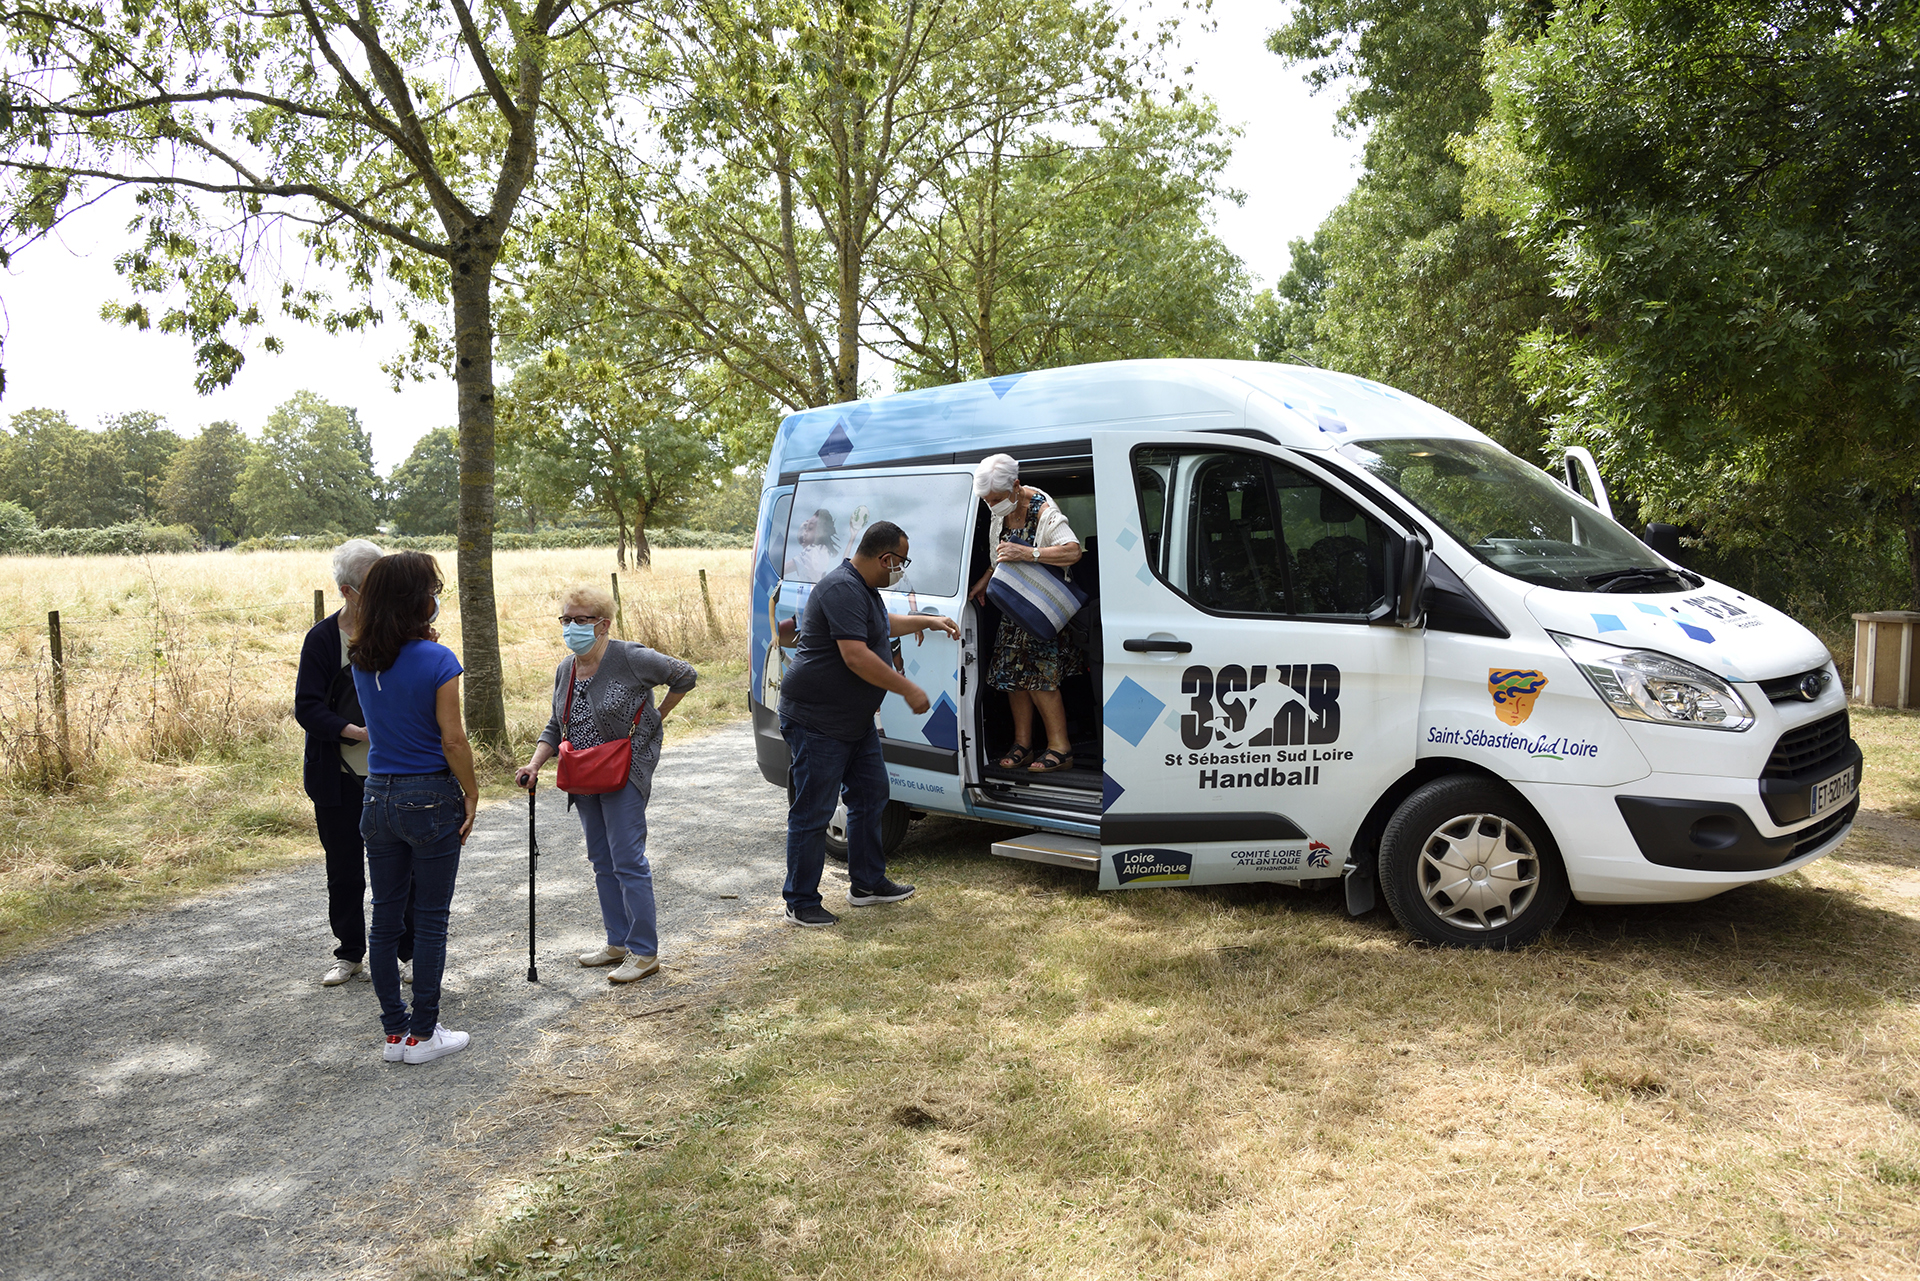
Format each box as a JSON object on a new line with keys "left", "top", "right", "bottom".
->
{"left": 294, "top": 612, "right": 358, "bottom": 806}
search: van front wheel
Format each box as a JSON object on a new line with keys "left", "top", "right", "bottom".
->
{"left": 1379, "top": 776, "right": 1570, "bottom": 949}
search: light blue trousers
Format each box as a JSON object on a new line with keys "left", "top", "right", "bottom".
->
{"left": 572, "top": 782, "right": 657, "bottom": 958}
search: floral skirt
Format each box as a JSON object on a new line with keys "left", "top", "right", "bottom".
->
{"left": 987, "top": 614, "right": 1086, "bottom": 691}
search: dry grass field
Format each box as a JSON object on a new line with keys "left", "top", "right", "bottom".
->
{"left": 0, "top": 546, "right": 753, "bottom": 956}
{"left": 439, "top": 709, "right": 1920, "bottom": 1281}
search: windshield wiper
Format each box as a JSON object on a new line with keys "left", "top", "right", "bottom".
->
{"left": 1585, "top": 566, "right": 1699, "bottom": 593}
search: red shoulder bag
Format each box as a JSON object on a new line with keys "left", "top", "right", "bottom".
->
{"left": 555, "top": 664, "right": 647, "bottom": 795}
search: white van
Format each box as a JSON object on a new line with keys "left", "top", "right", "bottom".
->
{"left": 746, "top": 360, "right": 1860, "bottom": 947}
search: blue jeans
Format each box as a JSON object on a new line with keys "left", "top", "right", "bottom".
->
{"left": 572, "top": 783, "right": 657, "bottom": 957}
{"left": 360, "top": 773, "right": 465, "bottom": 1039}
{"left": 782, "top": 717, "right": 887, "bottom": 909}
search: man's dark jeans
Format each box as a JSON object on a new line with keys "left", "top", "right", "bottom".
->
{"left": 781, "top": 716, "right": 887, "bottom": 910}
{"left": 315, "top": 772, "right": 413, "bottom": 963}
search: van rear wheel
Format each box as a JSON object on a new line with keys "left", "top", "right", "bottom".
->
{"left": 1379, "top": 776, "right": 1570, "bottom": 949}
{"left": 789, "top": 787, "right": 912, "bottom": 863}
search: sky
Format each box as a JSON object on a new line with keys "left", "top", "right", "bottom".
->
{"left": 0, "top": 1, "right": 1363, "bottom": 474}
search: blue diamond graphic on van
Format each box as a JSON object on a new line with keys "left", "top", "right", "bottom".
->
{"left": 817, "top": 420, "right": 854, "bottom": 468}
{"left": 1104, "top": 677, "right": 1165, "bottom": 747}
{"left": 1678, "top": 622, "right": 1714, "bottom": 644}
{"left": 988, "top": 373, "right": 1026, "bottom": 399}
{"left": 1114, "top": 528, "right": 1137, "bottom": 551}
{"left": 1635, "top": 602, "right": 1665, "bottom": 617}
{"left": 921, "top": 692, "right": 959, "bottom": 751}
{"left": 907, "top": 658, "right": 921, "bottom": 676}
{"left": 1592, "top": 613, "right": 1625, "bottom": 633}
{"left": 1102, "top": 772, "right": 1125, "bottom": 812}
{"left": 1136, "top": 562, "right": 1156, "bottom": 585}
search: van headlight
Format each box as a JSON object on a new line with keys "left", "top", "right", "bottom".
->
{"left": 1551, "top": 633, "right": 1753, "bottom": 731}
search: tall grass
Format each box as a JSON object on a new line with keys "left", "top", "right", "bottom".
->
{"left": 0, "top": 547, "right": 754, "bottom": 954}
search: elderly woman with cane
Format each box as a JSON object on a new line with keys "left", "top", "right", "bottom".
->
{"left": 515, "top": 584, "right": 698, "bottom": 985}
{"left": 350, "top": 551, "right": 480, "bottom": 1064}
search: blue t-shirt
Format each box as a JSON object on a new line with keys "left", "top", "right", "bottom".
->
{"left": 353, "top": 639, "right": 464, "bottom": 775}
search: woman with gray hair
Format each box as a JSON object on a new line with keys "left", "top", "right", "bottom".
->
{"left": 515, "top": 583, "right": 698, "bottom": 984}
{"left": 967, "top": 453, "right": 1084, "bottom": 772}
{"left": 294, "top": 538, "right": 412, "bottom": 986}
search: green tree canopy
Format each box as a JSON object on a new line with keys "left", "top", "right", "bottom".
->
{"left": 1464, "top": 0, "right": 1920, "bottom": 608}
{"left": 160, "top": 420, "right": 249, "bottom": 542}
{"left": 388, "top": 427, "right": 461, "bottom": 536}
{"left": 235, "top": 392, "right": 379, "bottom": 536}
{"left": 0, "top": 406, "right": 182, "bottom": 527}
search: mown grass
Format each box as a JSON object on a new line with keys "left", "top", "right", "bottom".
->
{"left": 0, "top": 547, "right": 752, "bottom": 959}
{"left": 439, "top": 724, "right": 1920, "bottom": 1281}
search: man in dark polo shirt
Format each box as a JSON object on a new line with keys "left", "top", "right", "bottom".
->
{"left": 780, "top": 520, "right": 960, "bottom": 926}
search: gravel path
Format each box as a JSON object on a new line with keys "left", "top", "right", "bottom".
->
{"left": 0, "top": 721, "right": 795, "bottom": 1280}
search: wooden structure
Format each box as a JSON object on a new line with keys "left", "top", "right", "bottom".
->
{"left": 1852, "top": 611, "right": 1920, "bottom": 709}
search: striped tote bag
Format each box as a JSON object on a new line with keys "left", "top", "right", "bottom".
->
{"left": 986, "top": 559, "right": 1089, "bottom": 639}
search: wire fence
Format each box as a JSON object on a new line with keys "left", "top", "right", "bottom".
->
{"left": 0, "top": 559, "right": 755, "bottom": 792}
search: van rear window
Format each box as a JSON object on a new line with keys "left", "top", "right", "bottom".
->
{"left": 784, "top": 471, "right": 975, "bottom": 596}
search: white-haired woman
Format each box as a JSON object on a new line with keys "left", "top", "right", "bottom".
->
{"left": 294, "top": 537, "right": 412, "bottom": 986}
{"left": 967, "top": 453, "right": 1084, "bottom": 773}
{"left": 515, "top": 584, "right": 698, "bottom": 984}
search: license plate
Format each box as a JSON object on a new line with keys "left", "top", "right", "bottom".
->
{"left": 1810, "top": 766, "right": 1857, "bottom": 818}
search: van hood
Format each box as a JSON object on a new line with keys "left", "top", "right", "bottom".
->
{"left": 1523, "top": 579, "right": 1832, "bottom": 683}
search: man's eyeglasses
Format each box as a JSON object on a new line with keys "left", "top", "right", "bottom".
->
{"left": 557, "top": 614, "right": 604, "bottom": 625}
{"left": 883, "top": 553, "right": 912, "bottom": 569}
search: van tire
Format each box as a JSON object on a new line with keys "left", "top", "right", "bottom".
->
{"left": 1378, "top": 776, "right": 1570, "bottom": 949}
{"left": 789, "top": 787, "right": 912, "bottom": 864}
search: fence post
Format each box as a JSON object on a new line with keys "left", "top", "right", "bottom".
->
{"left": 48, "top": 610, "right": 73, "bottom": 788}
{"left": 314, "top": 588, "right": 325, "bottom": 626}
{"left": 610, "top": 572, "right": 628, "bottom": 638}
{"left": 699, "top": 568, "right": 722, "bottom": 640}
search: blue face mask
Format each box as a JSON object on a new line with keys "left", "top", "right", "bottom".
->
{"left": 562, "top": 622, "right": 599, "bottom": 654}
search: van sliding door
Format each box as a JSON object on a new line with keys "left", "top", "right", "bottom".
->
{"left": 776, "top": 465, "right": 977, "bottom": 806}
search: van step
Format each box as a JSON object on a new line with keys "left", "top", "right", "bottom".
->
{"left": 990, "top": 832, "right": 1101, "bottom": 871}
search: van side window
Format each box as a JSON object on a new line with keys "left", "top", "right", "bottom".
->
{"left": 783, "top": 471, "right": 974, "bottom": 595}
{"left": 1272, "top": 465, "right": 1392, "bottom": 615}
{"left": 762, "top": 491, "right": 794, "bottom": 575}
{"left": 1133, "top": 446, "right": 1390, "bottom": 618}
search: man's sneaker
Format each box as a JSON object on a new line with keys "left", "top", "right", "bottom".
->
{"left": 847, "top": 878, "right": 916, "bottom": 906}
{"left": 609, "top": 954, "right": 660, "bottom": 983}
{"left": 399, "top": 960, "right": 413, "bottom": 987}
{"left": 578, "top": 945, "right": 628, "bottom": 967}
{"left": 382, "top": 1033, "right": 406, "bottom": 1063}
{"left": 401, "top": 1025, "right": 470, "bottom": 1064}
{"left": 322, "top": 960, "right": 362, "bottom": 986}
{"left": 785, "top": 903, "right": 840, "bottom": 928}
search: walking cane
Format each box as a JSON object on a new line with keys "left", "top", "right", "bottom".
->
{"left": 525, "top": 784, "right": 540, "bottom": 983}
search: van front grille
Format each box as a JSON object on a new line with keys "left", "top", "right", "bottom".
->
{"left": 1791, "top": 798, "right": 1858, "bottom": 860}
{"left": 1763, "top": 711, "right": 1850, "bottom": 780}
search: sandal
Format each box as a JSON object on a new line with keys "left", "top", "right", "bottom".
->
{"left": 1028, "top": 749, "right": 1074, "bottom": 773}
{"left": 996, "top": 743, "right": 1035, "bottom": 770}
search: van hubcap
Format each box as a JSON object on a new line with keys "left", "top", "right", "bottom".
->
{"left": 1416, "top": 812, "right": 1539, "bottom": 931}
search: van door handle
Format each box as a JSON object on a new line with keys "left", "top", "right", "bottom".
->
{"left": 1124, "top": 638, "right": 1192, "bottom": 654}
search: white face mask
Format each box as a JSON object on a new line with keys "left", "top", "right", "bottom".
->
{"left": 887, "top": 563, "right": 906, "bottom": 587}
{"left": 988, "top": 496, "right": 1016, "bottom": 519}
{"left": 428, "top": 600, "right": 440, "bottom": 625}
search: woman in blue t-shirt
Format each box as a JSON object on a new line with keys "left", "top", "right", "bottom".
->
{"left": 350, "top": 552, "right": 480, "bottom": 1065}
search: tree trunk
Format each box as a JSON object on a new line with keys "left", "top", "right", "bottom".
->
{"left": 633, "top": 513, "right": 652, "bottom": 570}
{"left": 450, "top": 247, "right": 508, "bottom": 753}
{"left": 1901, "top": 488, "right": 1920, "bottom": 611}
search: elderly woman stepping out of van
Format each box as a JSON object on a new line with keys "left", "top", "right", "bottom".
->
{"left": 968, "top": 453, "right": 1084, "bottom": 773}
{"left": 515, "top": 584, "right": 698, "bottom": 985}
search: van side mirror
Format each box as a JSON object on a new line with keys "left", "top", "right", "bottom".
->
{"left": 1397, "top": 536, "right": 1428, "bottom": 627}
{"left": 1643, "top": 522, "right": 1684, "bottom": 563}
{"left": 1373, "top": 535, "right": 1427, "bottom": 627}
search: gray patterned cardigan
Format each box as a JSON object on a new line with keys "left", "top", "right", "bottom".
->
{"left": 539, "top": 639, "right": 698, "bottom": 801}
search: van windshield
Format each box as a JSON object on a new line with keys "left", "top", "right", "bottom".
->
{"left": 1337, "top": 437, "right": 1684, "bottom": 592}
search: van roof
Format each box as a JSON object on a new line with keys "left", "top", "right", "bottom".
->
{"left": 765, "top": 358, "right": 1483, "bottom": 482}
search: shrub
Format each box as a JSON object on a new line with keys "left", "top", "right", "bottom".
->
{"left": 232, "top": 527, "right": 752, "bottom": 553}
{"left": 5, "top": 522, "right": 199, "bottom": 556}
{"left": 0, "top": 501, "right": 36, "bottom": 552}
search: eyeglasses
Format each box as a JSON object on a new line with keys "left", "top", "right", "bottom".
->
{"left": 883, "top": 553, "right": 912, "bottom": 569}
{"left": 557, "top": 615, "right": 605, "bottom": 625}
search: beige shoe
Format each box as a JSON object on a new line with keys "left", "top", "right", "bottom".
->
{"left": 609, "top": 954, "right": 660, "bottom": 983}
{"left": 321, "top": 959, "right": 362, "bottom": 986}
{"left": 578, "top": 945, "right": 627, "bottom": 968}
